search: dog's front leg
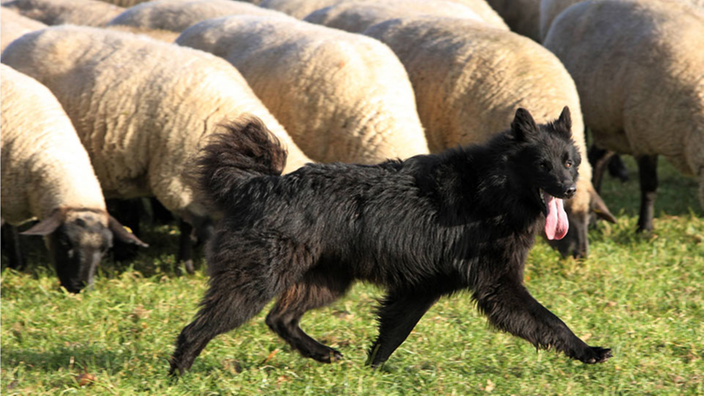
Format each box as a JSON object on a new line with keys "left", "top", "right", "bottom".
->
{"left": 473, "top": 275, "right": 612, "bottom": 364}
{"left": 366, "top": 291, "right": 439, "bottom": 368}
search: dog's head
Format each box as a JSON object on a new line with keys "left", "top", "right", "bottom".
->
{"left": 509, "top": 107, "right": 581, "bottom": 240}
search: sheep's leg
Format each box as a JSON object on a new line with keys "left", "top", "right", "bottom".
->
{"left": 366, "top": 291, "right": 439, "bottom": 368}
{"left": 178, "top": 220, "right": 196, "bottom": 274}
{"left": 636, "top": 155, "right": 658, "bottom": 232}
{"left": 1, "top": 223, "right": 25, "bottom": 270}
{"left": 473, "top": 274, "right": 611, "bottom": 364}
{"left": 588, "top": 144, "right": 616, "bottom": 193}
{"left": 607, "top": 154, "right": 629, "bottom": 183}
{"left": 265, "top": 269, "right": 352, "bottom": 363}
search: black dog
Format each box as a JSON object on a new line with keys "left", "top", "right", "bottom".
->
{"left": 169, "top": 107, "right": 612, "bottom": 374}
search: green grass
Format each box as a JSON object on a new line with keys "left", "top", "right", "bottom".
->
{"left": 2, "top": 158, "right": 702, "bottom": 395}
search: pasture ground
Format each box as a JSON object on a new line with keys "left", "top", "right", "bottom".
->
{"left": 2, "top": 157, "right": 703, "bottom": 395}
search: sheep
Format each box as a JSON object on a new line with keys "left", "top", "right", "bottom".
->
{"left": 347, "top": 16, "right": 615, "bottom": 258}
{"left": 261, "top": 0, "right": 508, "bottom": 28}
{"left": 176, "top": 15, "right": 429, "bottom": 165}
{"left": 258, "top": 0, "right": 341, "bottom": 19}
{"left": 91, "top": 0, "right": 149, "bottom": 7}
{"left": 2, "top": 26, "right": 312, "bottom": 272}
{"left": 107, "top": 0, "right": 290, "bottom": 33}
{"left": 539, "top": 0, "right": 704, "bottom": 42}
{"left": 303, "top": 0, "right": 486, "bottom": 33}
{"left": 1, "top": 64, "right": 147, "bottom": 292}
{"left": 543, "top": 0, "right": 704, "bottom": 232}
{"left": 3, "top": 0, "right": 124, "bottom": 27}
{"left": 1, "top": 8, "right": 46, "bottom": 51}
{"left": 486, "top": 0, "right": 541, "bottom": 41}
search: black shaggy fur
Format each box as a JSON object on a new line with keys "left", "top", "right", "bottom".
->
{"left": 169, "top": 108, "right": 612, "bottom": 374}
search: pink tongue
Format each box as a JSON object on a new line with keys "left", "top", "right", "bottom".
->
{"left": 543, "top": 192, "right": 569, "bottom": 240}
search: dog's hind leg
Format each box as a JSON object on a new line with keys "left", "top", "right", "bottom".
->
{"left": 265, "top": 269, "right": 352, "bottom": 363}
{"left": 366, "top": 291, "right": 439, "bottom": 368}
{"left": 474, "top": 275, "right": 612, "bottom": 364}
{"left": 169, "top": 238, "right": 308, "bottom": 375}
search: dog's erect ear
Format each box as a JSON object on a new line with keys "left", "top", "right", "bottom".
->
{"left": 511, "top": 108, "right": 539, "bottom": 141}
{"left": 21, "top": 210, "right": 62, "bottom": 236}
{"left": 553, "top": 106, "right": 572, "bottom": 138}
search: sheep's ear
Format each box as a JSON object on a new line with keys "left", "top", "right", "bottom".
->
{"left": 553, "top": 106, "right": 572, "bottom": 138}
{"left": 21, "top": 211, "right": 62, "bottom": 236}
{"left": 511, "top": 108, "right": 539, "bottom": 141}
{"left": 108, "top": 216, "right": 149, "bottom": 247}
{"left": 590, "top": 189, "right": 617, "bottom": 223}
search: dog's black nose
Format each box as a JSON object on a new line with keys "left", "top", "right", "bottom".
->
{"left": 564, "top": 185, "right": 576, "bottom": 199}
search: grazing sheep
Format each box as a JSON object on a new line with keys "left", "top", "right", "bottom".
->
{"left": 259, "top": 0, "right": 340, "bottom": 19}
{"left": 107, "top": 0, "right": 290, "bottom": 33}
{"left": 539, "top": 0, "right": 704, "bottom": 42}
{"left": 105, "top": 24, "right": 180, "bottom": 42}
{"left": 543, "top": 0, "right": 704, "bottom": 231}
{"left": 1, "top": 8, "right": 46, "bottom": 51}
{"left": 304, "top": 0, "right": 486, "bottom": 33}
{"left": 176, "top": 15, "right": 429, "bottom": 164}
{"left": 92, "top": 0, "right": 148, "bottom": 7}
{"left": 3, "top": 0, "right": 124, "bottom": 27}
{"left": 486, "top": 0, "right": 541, "bottom": 41}
{"left": 2, "top": 26, "right": 311, "bottom": 272}
{"left": 355, "top": 16, "right": 616, "bottom": 258}
{"left": 1, "top": 64, "right": 146, "bottom": 292}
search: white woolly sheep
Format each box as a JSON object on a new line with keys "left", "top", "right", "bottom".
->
{"left": 107, "top": 0, "right": 290, "bottom": 33}
{"left": 3, "top": 0, "right": 124, "bottom": 27}
{"left": 259, "top": 0, "right": 340, "bottom": 19}
{"left": 176, "top": 15, "right": 429, "bottom": 164}
{"left": 486, "top": 0, "right": 541, "bottom": 41}
{"left": 543, "top": 0, "right": 704, "bottom": 231}
{"left": 91, "top": 0, "right": 148, "bottom": 7}
{"left": 1, "top": 8, "right": 46, "bottom": 51}
{"left": 356, "top": 16, "right": 615, "bottom": 258}
{"left": 303, "top": 0, "right": 486, "bottom": 33}
{"left": 443, "top": 0, "right": 509, "bottom": 29}
{"left": 2, "top": 26, "right": 311, "bottom": 271}
{"left": 539, "top": 0, "right": 704, "bottom": 42}
{"left": 1, "top": 64, "right": 146, "bottom": 292}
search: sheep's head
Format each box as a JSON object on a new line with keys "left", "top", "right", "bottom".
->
{"left": 21, "top": 208, "right": 147, "bottom": 293}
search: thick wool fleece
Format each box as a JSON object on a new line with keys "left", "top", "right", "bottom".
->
{"left": 444, "top": 0, "right": 509, "bottom": 29}
{"left": 1, "top": 8, "right": 46, "bottom": 51}
{"left": 3, "top": 0, "right": 124, "bottom": 27}
{"left": 304, "top": 0, "right": 485, "bottom": 33}
{"left": 540, "top": 0, "right": 704, "bottom": 42}
{"left": 362, "top": 16, "right": 596, "bottom": 220}
{"left": 259, "top": 0, "right": 341, "bottom": 19}
{"left": 2, "top": 26, "right": 311, "bottom": 220}
{"left": 1, "top": 65, "right": 107, "bottom": 224}
{"left": 177, "top": 15, "right": 429, "bottom": 164}
{"left": 108, "top": 0, "right": 290, "bottom": 33}
{"left": 544, "top": 0, "right": 704, "bottom": 206}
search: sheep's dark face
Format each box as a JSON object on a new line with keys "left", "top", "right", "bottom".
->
{"left": 22, "top": 209, "right": 147, "bottom": 293}
{"left": 46, "top": 213, "right": 113, "bottom": 293}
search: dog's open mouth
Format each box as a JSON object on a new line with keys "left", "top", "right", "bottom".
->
{"left": 539, "top": 189, "right": 569, "bottom": 240}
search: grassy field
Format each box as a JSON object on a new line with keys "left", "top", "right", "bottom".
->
{"left": 2, "top": 158, "right": 702, "bottom": 395}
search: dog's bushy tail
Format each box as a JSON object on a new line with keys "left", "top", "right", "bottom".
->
{"left": 196, "top": 115, "right": 288, "bottom": 210}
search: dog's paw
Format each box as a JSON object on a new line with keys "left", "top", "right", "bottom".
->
{"left": 578, "top": 346, "right": 612, "bottom": 364}
{"left": 308, "top": 348, "right": 343, "bottom": 363}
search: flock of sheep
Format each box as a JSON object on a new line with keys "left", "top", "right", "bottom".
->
{"left": 1, "top": 0, "right": 703, "bottom": 292}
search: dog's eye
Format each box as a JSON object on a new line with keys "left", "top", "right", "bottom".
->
{"left": 565, "top": 160, "right": 573, "bottom": 168}
{"left": 540, "top": 161, "right": 551, "bottom": 170}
